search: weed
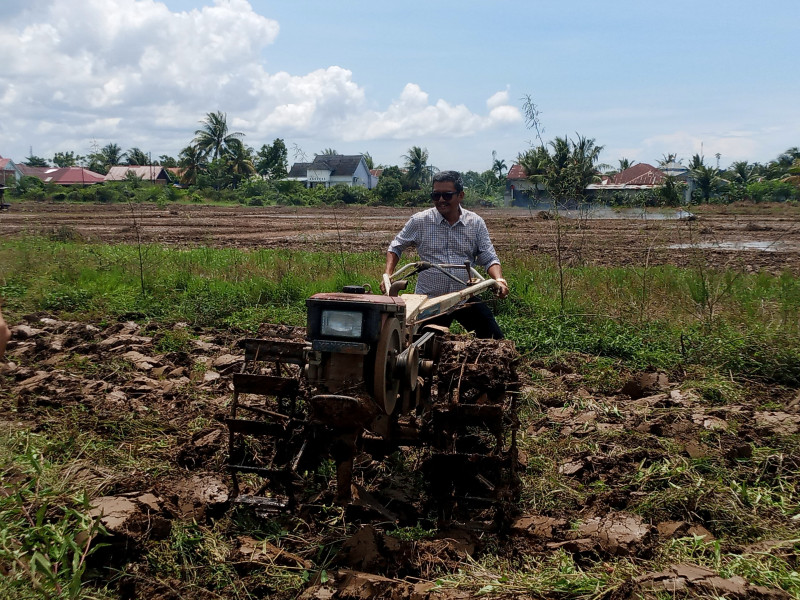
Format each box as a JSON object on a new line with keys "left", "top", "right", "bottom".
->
{"left": 153, "top": 328, "right": 192, "bottom": 354}
{"left": 0, "top": 431, "right": 108, "bottom": 599}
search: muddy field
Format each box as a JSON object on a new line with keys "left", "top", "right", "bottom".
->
{"left": 3, "top": 201, "right": 800, "bottom": 273}
{"left": 1, "top": 202, "right": 800, "bottom": 599}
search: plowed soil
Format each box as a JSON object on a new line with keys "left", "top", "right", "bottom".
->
{"left": 3, "top": 201, "right": 800, "bottom": 273}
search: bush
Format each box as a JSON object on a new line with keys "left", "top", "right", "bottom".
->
{"left": 746, "top": 180, "right": 800, "bottom": 203}
{"left": 375, "top": 176, "right": 403, "bottom": 205}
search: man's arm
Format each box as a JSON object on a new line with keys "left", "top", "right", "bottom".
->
{"left": 382, "top": 215, "right": 419, "bottom": 292}
{"left": 380, "top": 251, "right": 400, "bottom": 293}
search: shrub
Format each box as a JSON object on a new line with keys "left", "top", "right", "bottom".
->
{"left": 746, "top": 180, "right": 800, "bottom": 203}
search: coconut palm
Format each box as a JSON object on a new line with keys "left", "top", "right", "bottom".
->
{"left": 225, "top": 139, "right": 256, "bottom": 187}
{"left": 126, "top": 147, "right": 149, "bottom": 166}
{"left": 193, "top": 111, "right": 244, "bottom": 161}
{"left": 727, "top": 161, "right": 756, "bottom": 185}
{"left": 178, "top": 145, "right": 206, "bottom": 185}
{"left": 403, "top": 146, "right": 431, "bottom": 189}
{"left": 517, "top": 145, "right": 549, "bottom": 202}
{"left": 492, "top": 158, "right": 507, "bottom": 178}
{"left": 319, "top": 148, "right": 339, "bottom": 156}
{"left": 618, "top": 158, "right": 636, "bottom": 171}
{"left": 691, "top": 163, "right": 725, "bottom": 201}
{"left": 658, "top": 153, "right": 681, "bottom": 168}
{"left": 361, "top": 152, "right": 374, "bottom": 170}
{"left": 99, "top": 143, "right": 126, "bottom": 168}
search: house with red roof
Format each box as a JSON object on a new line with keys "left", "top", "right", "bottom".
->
{"left": 17, "top": 164, "right": 105, "bottom": 185}
{"left": 505, "top": 163, "right": 542, "bottom": 206}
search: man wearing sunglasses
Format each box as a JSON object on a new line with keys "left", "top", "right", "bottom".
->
{"left": 382, "top": 170, "right": 509, "bottom": 339}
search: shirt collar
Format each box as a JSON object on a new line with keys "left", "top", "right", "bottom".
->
{"left": 435, "top": 206, "right": 465, "bottom": 226}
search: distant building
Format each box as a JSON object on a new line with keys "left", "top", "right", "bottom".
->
{"left": 588, "top": 163, "right": 692, "bottom": 202}
{"left": 505, "top": 163, "right": 542, "bottom": 206}
{"left": 17, "top": 165, "right": 105, "bottom": 185}
{"left": 105, "top": 165, "right": 171, "bottom": 184}
{"left": 589, "top": 163, "right": 666, "bottom": 191}
{"left": 0, "top": 156, "right": 24, "bottom": 186}
{"left": 287, "top": 155, "right": 378, "bottom": 189}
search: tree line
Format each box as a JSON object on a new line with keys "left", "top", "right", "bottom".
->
{"left": 13, "top": 108, "right": 800, "bottom": 207}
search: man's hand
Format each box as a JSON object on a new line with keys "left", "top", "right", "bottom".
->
{"left": 494, "top": 278, "right": 509, "bottom": 299}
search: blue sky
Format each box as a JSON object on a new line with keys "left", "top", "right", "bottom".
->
{"left": 1, "top": 0, "right": 797, "bottom": 172}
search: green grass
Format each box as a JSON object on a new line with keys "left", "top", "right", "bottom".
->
{"left": 3, "top": 237, "right": 800, "bottom": 384}
{"left": 0, "top": 429, "right": 113, "bottom": 600}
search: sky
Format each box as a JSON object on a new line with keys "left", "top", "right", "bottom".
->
{"left": 1, "top": 0, "right": 798, "bottom": 173}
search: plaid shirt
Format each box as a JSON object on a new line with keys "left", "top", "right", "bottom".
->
{"left": 387, "top": 207, "right": 500, "bottom": 296}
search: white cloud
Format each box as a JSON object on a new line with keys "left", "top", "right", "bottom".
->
{"left": 641, "top": 130, "right": 761, "bottom": 164}
{"left": 0, "top": 0, "right": 521, "bottom": 161}
{"left": 486, "top": 89, "right": 509, "bottom": 110}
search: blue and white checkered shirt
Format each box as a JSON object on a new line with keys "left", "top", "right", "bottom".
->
{"left": 387, "top": 207, "right": 500, "bottom": 296}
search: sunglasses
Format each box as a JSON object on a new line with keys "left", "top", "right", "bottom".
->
{"left": 430, "top": 191, "right": 458, "bottom": 201}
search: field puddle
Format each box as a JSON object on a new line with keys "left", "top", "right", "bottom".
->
{"left": 523, "top": 203, "right": 695, "bottom": 220}
{"left": 667, "top": 240, "right": 785, "bottom": 252}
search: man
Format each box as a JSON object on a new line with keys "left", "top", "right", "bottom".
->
{"left": 383, "top": 170, "right": 509, "bottom": 339}
{"left": 0, "top": 308, "right": 10, "bottom": 361}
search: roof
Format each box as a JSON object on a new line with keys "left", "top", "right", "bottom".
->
{"left": 308, "top": 154, "right": 364, "bottom": 177}
{"left": 507, "top": 164, "right": 527, "bottom": 180}
{"left": 370, "top": 168, "right": 383, "bottom": 178}
{"left": 611, "top": 163, "right": 664, "bottom": 186}
{"left": 0, "top": 157, "right": 18, "bottom": 171}
{"left": 17, "top": 165, "right": 105, "bottom": 184}
{"left": 287, "top": 162, "right": 311, "bottom": 178}
{"left": 104, "top": 165, "right": 169, "bottom": 181}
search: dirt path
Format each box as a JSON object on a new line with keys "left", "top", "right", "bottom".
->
{"left": 3, "top": 201, "right": 800, "bottom": 273}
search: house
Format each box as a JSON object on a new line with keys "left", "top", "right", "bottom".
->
{"left": 505, "top": 163, "right": 541, "bottom": 206}
{"left": 0, "top": 156, "right": 24, "bottom": 186}
{"left": 587, "top": 162, "right": 692, "bottom": 202}
{"left": 105, "top": 165, "right": 171, "bottom": 184}
{"left": 17, "top": 165, "right": 105, "bottom": 185}
{"left": 591, "top": 163, "right": 666, "bottom": 191}
{"left": 287, "top": 155, "right": 378, "bottom": 189}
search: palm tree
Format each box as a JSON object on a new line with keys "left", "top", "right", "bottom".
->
{"left": 618, "top": 158, "right": 636, "bottom": 172}
{"left": 658, "top": 153, "right": 681, "bottom": 168}
{"left": 319, "top": 148, "right": 339, "bottom": 156}
{"left": 517, "top": 145, "right": 550, "bottom": 202}
{"left": 99, "top": 143, "right": 126, "bottom": 168}
{"left": 126, "top": 147, "right": 149, "bottom": 166}
{"left": 193, "top": 111, "right": 244, "bottom": 161}
{"left": 688, "top": 154, "right": 705, "bottom": 170}
{"left": 225, "top": 139, "right": 256, "bottom": 187}
{"left": 361, "top": 152, "right": 374, "bottom": 170}
{"left": 691, "top": 163, "right": 724, "bottom": 201}
{"left": 492, "top": 157, "right": 507, "bottom": 178}
{"left": 403, "top": 146, "right": 430, "bottom": 189}
{"left": 178, "top": 145, "right": 206, "bottom": 185}
{"left": 571, "top": 135, "right": 604, "bottom": 186}
{"left": 727, "top": 160, "right": 756, "bottom": 185}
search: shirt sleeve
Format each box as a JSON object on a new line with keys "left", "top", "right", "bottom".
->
{"left": 473, "top": 218, "right": 500, "bottom": 269}
{"left": 387, "top": 215, "right": 419, "bottom": 257}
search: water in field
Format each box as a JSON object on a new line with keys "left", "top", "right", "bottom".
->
{"left": 521, "top": 202, "right": 694, "bottom": 220}
{"left": 667, "top": 241, "right": 786, "bottom": 252}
